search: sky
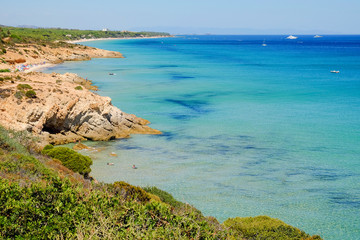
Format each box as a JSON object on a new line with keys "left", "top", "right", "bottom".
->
{"left": 1, "top": 0, "right": 359, "bottom": 34}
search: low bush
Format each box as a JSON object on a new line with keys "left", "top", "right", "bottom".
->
{"left": 144, "top": 186, "right": 184, "bottom": 208}
{"left": 42, "top": 146, "right": 92, "bottom": 177}
{"left": 0, "top": 69, "right": 10, "bottom": 72}
{"left": 112, "top": 181, "right": 151, "bottom": 203}
{"left": 224, "top": 216, "right": 322, "bottom": 240}
{"left": 0, "top": 126, "right": 28, "bottom": 154}
{"left": 25, "top": 90, "right": 36, "bottom": 98}
{"left": 17, "top": 83, "right": 32, "bottom": 90}
{"left": 75, "top": 86, "right": 83, "bottom": 90}
{"left": 14, "top": 91, "right": 23, "bottom": 99}
{"left": 42, "top": 144, "right": 54, "bottom": 151}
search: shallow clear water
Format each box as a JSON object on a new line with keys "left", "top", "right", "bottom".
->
{"left": 45, "top": 35, "right": 360, "bottom": 239}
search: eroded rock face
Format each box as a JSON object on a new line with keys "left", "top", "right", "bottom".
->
{"left": 0, "top": 72, "right": 161, "bottom": 146}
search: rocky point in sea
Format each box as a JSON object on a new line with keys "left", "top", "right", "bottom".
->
{"left": 0, "top": 71, "right": 161, "bottom": 146}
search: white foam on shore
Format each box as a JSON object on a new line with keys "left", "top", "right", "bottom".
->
{"left": 23, "top": 63, "right": 56, "bottom": 73}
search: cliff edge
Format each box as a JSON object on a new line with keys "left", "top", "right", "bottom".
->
{"left": 0, "top": 71, "right": 161, "bottom": 145}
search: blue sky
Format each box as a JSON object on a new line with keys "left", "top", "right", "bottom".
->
{"left": 1, "top": 0, "right": 359, "bottom": 34}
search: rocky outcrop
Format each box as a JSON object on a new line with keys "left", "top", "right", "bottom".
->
{"left": 0, "top": 43, "right": 123, "bottom": 70}
{"left": 0, "top": 72, "right": 161, "bottom": 146}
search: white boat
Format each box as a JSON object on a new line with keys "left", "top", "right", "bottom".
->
{"left": 286, "top": 35, "right": 298, "bottom": 39}
{"left": 330, "top": 70, "right": 340, "bottom": 73}
{"left": 314, "top": 35, "right": 323, "bottom": 38}
{"left": 262, "top": 40, "right": 267, "bottom": 47}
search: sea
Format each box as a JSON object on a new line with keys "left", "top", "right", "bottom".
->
{"left": 44, "top": 35, "right": 360, "bottom": 239}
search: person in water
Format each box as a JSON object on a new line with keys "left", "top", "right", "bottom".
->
{"left": 132, "top": 164, "right": 137, "bottom": 169}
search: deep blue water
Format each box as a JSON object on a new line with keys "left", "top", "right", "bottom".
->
{"left": 45, "top": 35, "right": 360, "bottom": 239}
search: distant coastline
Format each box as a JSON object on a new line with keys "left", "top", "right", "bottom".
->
{"left": 67, "top": 35, "right": 174, "bottom": 44}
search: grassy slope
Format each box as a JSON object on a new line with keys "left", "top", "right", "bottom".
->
{"left": 0, "top": 126, "right": 322, "bottom": 239}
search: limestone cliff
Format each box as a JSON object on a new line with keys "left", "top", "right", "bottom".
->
{"left": 0, "top": 72, "right": 161, "bottom": 145}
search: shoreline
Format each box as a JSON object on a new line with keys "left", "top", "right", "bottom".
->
{"left": 67, "top": 35, "right": 174, "bottom": 44}
{"left": 0, "top": 41, "right": 161, "bottom": 146}
{"left": 24, "top": 63, "right": 56, "bottom": 73}
{"left": 22, "top": 36, "right": 172, "bottom": 72}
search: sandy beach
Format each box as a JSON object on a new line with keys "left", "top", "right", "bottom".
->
{"left": 23, "top": 63, "right": 56, "bottom": 73}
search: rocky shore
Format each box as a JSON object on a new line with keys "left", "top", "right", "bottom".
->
{"left": 0, "top": 42, "right": 124, "bottom": 71}
{"left": 0, "top": 43, "right": 161, "bottom": 146}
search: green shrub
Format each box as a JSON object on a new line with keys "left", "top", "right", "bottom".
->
{"left": 0, "top": 126, "right": 31, "bottom": 155}
{"left": 113, "top": 181, "right": 150, "bottom": 202}
{"left": 1, "top": 48, "right": 6, "bottom": 54}
{"left": 42, "top": 144, "right": 54, "bottom": 152}
{"left": 14, "top": 91, "right": 23, "bottom": 99}
{"left": 0, "top": 69, "right": 10, "bottom": 72}
{"left": 0, "top": 77, "right": 3, "bottom": 82}
{"left": 144, "top": 186, "right": 184, "bottom": 208}
{"left": 25, "top": 90, "right": 36, "bottom": 98}
{"left": 42, "top": 146, "right": 92, "bottom": 177}
{"left": 17, "top": 83, "right": 32, "bottom": 90}
{"left": 75, "top": 86, "right": 83, "bottom": 90}
{"left": 224, "top": 216, "right": 322, "bottom": 240}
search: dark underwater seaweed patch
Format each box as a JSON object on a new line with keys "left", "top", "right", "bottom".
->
{"left": 151, "top": 64, "right": 179, "bottom": 69}
{"left": 171, "top": 75, "right": 195, "bottom": 80}
{"left": 306, "top": 166, "right": 353, "bottom": 182}
{"left": 164, "top": 98, "right": 210, "bottom": 113}
{"left": 151, "top": 131, "right": 177, "bottom": 141}
{"left": 169, "top": 113, "right": 193, "bottom": 120}
{"left": 115, "top": 144, "right": 143, "bottom": 151}
{"left": 328, "top": 191, "right": 360, "bottom": 208}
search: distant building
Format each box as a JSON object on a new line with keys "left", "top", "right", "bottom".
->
{"left": 65, "top": 34, "right": 72, "bottom": 37}
{"left": 102, "top": 28, "right": 109, "bottom": 32}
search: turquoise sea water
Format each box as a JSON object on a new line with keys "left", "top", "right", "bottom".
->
{"left": 45, "top": 35, "right": 360, "bottom": 239}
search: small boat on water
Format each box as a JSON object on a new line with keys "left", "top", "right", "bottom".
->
{"left": 262, "top": 40, "right": 267, "bottom": 47}
{"left": 109, "top": 73, "right": 116, "bottom": 75}
{"left": 330, "top": 70, "right": 340, "bottom": 73}
{"left": 314, "top": 35, "right": 323, "bottom": 38}
{"left": 286, "top": 35, "right": 298, "bottom": 39}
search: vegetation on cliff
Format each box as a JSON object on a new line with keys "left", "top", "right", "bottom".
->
{"left": 0, "top": 26, "right": 170, "bottom": 47}
{"left": 0, "top": 125, "right": 322, "bottom": 239}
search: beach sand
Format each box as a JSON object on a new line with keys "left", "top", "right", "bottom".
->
{"left": 24, "top": 63, "right": 56, "bottom": 73}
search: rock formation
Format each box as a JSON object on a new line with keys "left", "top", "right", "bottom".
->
{"left": 0, "top": 43, "right": 124, "bottom": 70}
{"left": 0, "top": 72, "right": 161, "bottom": 146}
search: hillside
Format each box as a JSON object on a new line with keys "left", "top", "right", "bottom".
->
{"left": 0, "top": 126, "right": 322, "bottom": 239}
{"left": 0, "top": 26, "right": 170, "bottom": 43}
